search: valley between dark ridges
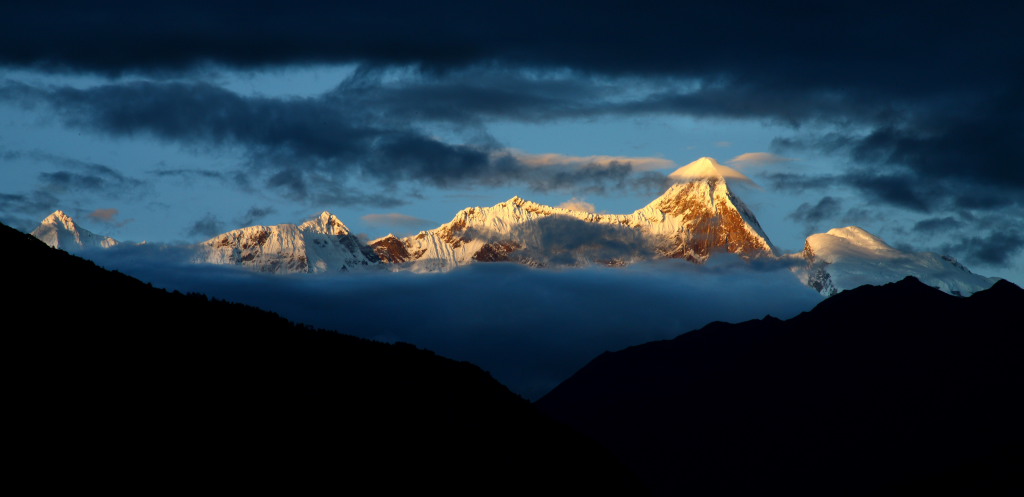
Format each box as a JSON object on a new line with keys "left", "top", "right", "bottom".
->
{"left": 4, "top": 220, "right": 646, "bottom": 494}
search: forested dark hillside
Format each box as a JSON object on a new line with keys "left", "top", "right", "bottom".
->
{"left": 539, "top": 276, "right": 1024, "bottom": 496}
{"left": 3, "top": 222, "right": 643, "bottom": 494}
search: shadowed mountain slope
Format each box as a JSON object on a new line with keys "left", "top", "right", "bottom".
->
{"left": 4, "top": 221, "right": 644, "bottom": 494}
{"left": 537, "top": 277, "right": 1024, "bottom": 496}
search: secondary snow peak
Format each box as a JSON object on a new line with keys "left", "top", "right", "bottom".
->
{"left": 299, "top": 211, "right": 351, "bottom": 235}
{"left": 799, "top": 226, "right": 997, "bottom": 296}
{"left": 668, "top": 157, "right": 757, "bottom": 186}
{"left": 31, "top": 210, "right": 118, "bottom": 251}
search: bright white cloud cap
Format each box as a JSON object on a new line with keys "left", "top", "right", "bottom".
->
{"left": 668, "top": 157, "right": 758, "bottom": 186}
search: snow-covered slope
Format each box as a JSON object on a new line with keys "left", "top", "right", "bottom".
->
{"left": 196, "top": 211, "right": 380, "bottom": 273}
{"left": 31, "top": 210, "right": 118, "bottom": 251}
{"left": 29, "top": 158, "right": 999, "bottom": 296}
{"left": 797, "top": 226, "right": 998, "bottom": 296}
{"left": 371, "top": 157, "right": 776, "bottom": 272}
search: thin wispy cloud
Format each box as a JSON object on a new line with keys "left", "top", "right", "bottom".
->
{"left": 557, "top": 198, "right": 596, "bottom": 213}
{"left": 508, "top": 150, "right": 676, "bottom": 172}
{"left": 728, "top": 152, "right": 793, "bottom": 168}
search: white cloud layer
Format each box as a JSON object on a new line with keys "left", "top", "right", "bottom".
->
{"left": 728, "top": 152, "right": 794, "bottom": 168}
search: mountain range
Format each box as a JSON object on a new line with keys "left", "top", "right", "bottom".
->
{"left": 30, "top": 157, "right": 999, "bottom": 296}
{"left": 10, "top": 214, "right": 1021, "bottom": 495}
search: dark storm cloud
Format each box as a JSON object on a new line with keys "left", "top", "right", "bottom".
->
{"left": 0, "top": 190, "right": 61, "bottom": 230}
{"left": 1, "top": 79, "right": 494, "bottom": 197}
{"left": 3, "top": 149, "right": 147, "bottom": 196}
{"left": 187, "top": 214, "right": 224, "bottom": 238}
{"left": 913, "top": 216, "right": 962, "bottom": 234}
{"left": 844, "top": 172, "right": 934, "bottom": 213}
{"left": 235, "top": 207, "right": 276, "bottom": 227}
{"left": 788, "top": 196, "right": 841, "bottom": 226}
{"left": 0, "top": 191, "right": 58, "bottom": 213}
{"left": 762, "top": 172, "right": 837, "bottom": 193}
{"left": 79, "top": 246, "right": 823, "bottom": 399}
{"left": 941, "top": 230, "right": 1024, "bottom": 267}
{"left": 3, "top": 2, "right": 1019, "bottom": 92}
{"left": 3, "top": 2, "right": 1023, "bottom": 217}
{"left": 1, "top": 78, "right": 671, "bottom": 201}
{"left": 151, "top": 169, "right": 228, "bottom": 180}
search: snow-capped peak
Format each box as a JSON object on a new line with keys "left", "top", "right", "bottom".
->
{"left": 42, "top": 210, "right": 77, "bottom": 230}
{"left": 822, "top": 226, "right": 894, "bottom": 252}
{"left": 198, "top": 211, "right": 376, "bottom": 273}
{"left": 298, "top": 211, "right": 351, "bottom": 235}
{"left": 799, "top": 226, "right": 997, "bottom": 296}
{"left": 31, "top": 210, "right": 118, "bottom": 251}
{"left": 667, "top": 157, "right": 756, "bottom": 186}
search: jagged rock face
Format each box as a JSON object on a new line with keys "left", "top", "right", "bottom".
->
{"left": 640, "top": 178, "right": 775, "bottom": 262}
{"left": 370, "top": 235, "right": 412, "bottom": 263}
{"left": 197, "top": 212, "right": 380, "bottom": 273}
{"left": 34, "top": 157, "right": 997, "bottom": 296}
{"left": 797, "top": 226, "right": 997, "bottom": 296}
{"left": 370, "top": 174, "right": 775, "bottom": 272}
{"left": 31, "top": 210, "right": 118, "bottom": 252}
{"left": 802, "top": 241, "right": 839, "bottom": 297}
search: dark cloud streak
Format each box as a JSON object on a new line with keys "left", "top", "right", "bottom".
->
{"left": 2, "top": 78, "right": 673, "bottom": 202}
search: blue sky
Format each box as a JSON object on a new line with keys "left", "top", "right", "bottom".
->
{"left": 2, "top": 1, "right": 1023, "bottom": 286}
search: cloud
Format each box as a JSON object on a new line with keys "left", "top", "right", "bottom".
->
{"left": 728, "top": 152, "right": 793, "bottom": 168}
{"left": 509, "top": 150, "right": 676, "bottom": 172}
{"left": 557, "top": 198, "right": 596, "bottom": 213}
{"left": 187, "top": 214, "right": 224, "bottom": 238}
{"left": 668, "top": 158, "right": 758, "bottom": 187}
{"left": 844, "top": 173, "right": 934, "bottom": 213}
{"left": 2, "top": 150, "right": 147, "bottom": 198}
{"left": 235, "top": 207, "right": 275, "bottom": 227}
{"left": 788, "top": 197, "right": 842, "bottom": 226}
{"left": 941, "top": 230, "right": 1024, "bottom": 267}
{"left": 87, "top": 208, "right": 119, "bottom": 222}
{"left": 361, "top": 213, "right": 436, "bottom": 231}
{"left": 3, "top": 3, "right": 1018, "bottom": 94}
{"left": 2, "top": 79, "right": 669, "bottom": 202}
{"left": 0, "top": 190, "right": 60, "bottom": 231}
{"left": 913, "top": 216, "right": 962, "bottom": 234}
{"left": 763, "top": 172, "right": 837, "bottom": 193}
{"left": 0, "top": 190, "right": 59, "bottom": 214}
{"left": 2, "top": 3, "right": 1022, "bottom": 223}
{"left": 151, "top": 168, "right": 229, "bottom": 181}
{"left": 79, "top": 247, "right": 824, "bottom": 400}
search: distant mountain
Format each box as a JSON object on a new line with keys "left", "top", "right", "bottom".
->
{"left": 30, "top": 209, "right": 117, "bottom": 251}
{"left": 372, "top": 157, "right": 775, "bottom": 271}
{"left": 4, "top": 220, "right": 644, "bottom": 494}
{"left": 537, "top": 276, "right": 1024, "bottom": 496}
{"left": 195, "top": 210, "right": 380, "bottom": 273}
{"left": 797, "top": 226, "right": 998, "bottom": 296}
{"left": 28, "top": 157, "right": 1002, "bottom": 296}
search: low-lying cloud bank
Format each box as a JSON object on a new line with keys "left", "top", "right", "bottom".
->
{"left": 83, "top": 245, "right": 823, "bottom": 399}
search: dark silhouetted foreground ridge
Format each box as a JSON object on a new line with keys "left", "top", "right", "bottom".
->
{"left": 3, "top": 222, "right": 644, "bottom": 494}
{"left": 538, "top": 276, "right": 1024, "bottom": 496}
